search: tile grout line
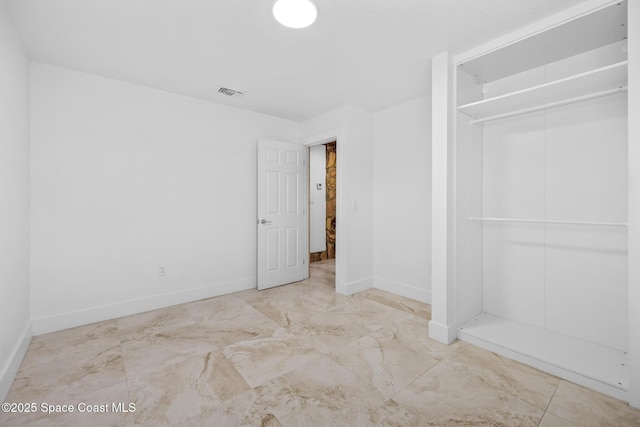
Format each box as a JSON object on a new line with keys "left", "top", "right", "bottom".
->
{"left": 440, "top": 344, "right": 563, "bottom": 416}
{"left": 537, "top": 381, "right": 578, "bottom": 427}
{"left": 537, "top": 382, "right": 559, "bottom": 427}
{"left": 122, "top": 342, "right": 136, "bottom": 427}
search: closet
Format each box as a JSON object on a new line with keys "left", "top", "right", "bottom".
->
{"left": 430, "top": 0, "right": 640, "bottom": 405}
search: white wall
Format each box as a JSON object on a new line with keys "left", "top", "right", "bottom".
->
{"left": 628, "top": 0, "right": 640, "bottom": 409}
{"left": 301, "top": 105, "right": 374, "bottom": 294}
{"left": 0, "top": 2, "right": 31, "bottom": 401}
{"left": 343, "top": 107, "right": 374, "bottom": 287}
{"left": 30, "top": 63, "right": 301, "bottom": 334}
{"left": 373, "top": 97, "right": 432, "bottom": 303}
{"left": 309, "top": 145, "right": 326, "bottom": 253}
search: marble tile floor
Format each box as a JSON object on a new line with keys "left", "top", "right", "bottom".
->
{"left": 2, "top": 259, "right": 640, "bottom": 426}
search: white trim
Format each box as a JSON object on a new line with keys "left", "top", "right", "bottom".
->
{"left": 0, "top": 322, "right": 32, "bottom": 402}
{"left": 338, "top": 277, "right": 373, "bottom": 296}
{"left": 31, "top": 278, "right": 255, "bottom": 335}
{"left": 373, "top": 277, "right": 431, "bottom": 304}
{"left": 428, "top": 320, "right": 457, "bottom": 345}
{"left": 451, "top": 56, "right": 460, "bottom": 336}
{"left": 302, "top": 127, "right": 342, "bottom": 146}
{"left": 302, "top": 127, "right": 345, "bottom": 295}
{"left": 627, "top": 0, "right": 640, "bottom": 409}
{"left": 430, "top": 51, "right": 457, "bottom": 345}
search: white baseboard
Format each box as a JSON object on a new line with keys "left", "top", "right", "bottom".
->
{"left": 0, "top": 321, "right": 32, "bottom": 402}
{"left": 428, "top": 320, "right": 457, "bottom": 345}
{"left": 32, "top": 277, "right": 256, "bottom": 335}
{"left": 337, "top": 277, "right": 374, "bottom": 296}
{"left": 373, "top": 277, "right": 431, "bottom": 304}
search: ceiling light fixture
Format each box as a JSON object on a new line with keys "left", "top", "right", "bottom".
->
{"left": 273, "top": 0, "right": 318, "bottom": 29}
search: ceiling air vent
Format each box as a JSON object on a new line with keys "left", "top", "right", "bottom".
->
{"left": 217, "top": 86, "right": 244, "bottom": 97}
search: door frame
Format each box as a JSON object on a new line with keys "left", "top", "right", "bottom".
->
{"left": 303, "top": 127, "right": 344, "bottom": 292}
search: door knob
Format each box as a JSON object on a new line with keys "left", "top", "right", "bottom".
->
{"left": 260, "top": 219, "right": 272, "bottom": 225}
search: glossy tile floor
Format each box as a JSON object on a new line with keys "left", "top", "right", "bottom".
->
{"left": 2, "top": 259, "right": 640, "bottom": 426}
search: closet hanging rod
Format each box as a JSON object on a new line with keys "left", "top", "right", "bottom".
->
{"left": 469, "top": 217, "right": 628, "bottom": 227}
{"left": 469, "top": 86, "right": 628, "bottom": 125}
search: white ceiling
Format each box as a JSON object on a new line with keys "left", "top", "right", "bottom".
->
{"left": 5, "top": 0, "right": 589, "bottom": 121}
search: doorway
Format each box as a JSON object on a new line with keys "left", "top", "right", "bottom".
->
{"left": 304, "top": 127, "right": 343, "bottom": 294}
{"left": 309, "top": 141, "right": 336, "bottom": 264}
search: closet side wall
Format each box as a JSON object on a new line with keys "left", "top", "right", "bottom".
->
{"left": 455, "top": 68, "right": 484, "bottom": 326}
{"left": 627, "top": 0, "right": 640, "bottom": 409}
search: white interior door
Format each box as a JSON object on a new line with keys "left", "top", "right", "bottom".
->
{"left": 257, "top": 139, "right": 308, "bottom": 290}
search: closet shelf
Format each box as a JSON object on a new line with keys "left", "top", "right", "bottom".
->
{"left": 469, "top": 217, "right": 628, "bottom": 227}
{"left": 458, "top": 314, "right": 629, "bottom": 397}
{"left": 458, "top": 61, "right": 628, "bottom": 123}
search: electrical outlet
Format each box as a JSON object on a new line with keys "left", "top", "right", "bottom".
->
{"left": 159, "top": 266, "right": 166, "bottom": 277}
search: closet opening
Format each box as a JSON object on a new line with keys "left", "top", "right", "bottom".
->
{"left": 451, "top": 0, "right": 631, "bottom": 403}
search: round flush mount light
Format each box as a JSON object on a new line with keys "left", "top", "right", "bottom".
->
{"left": 273, "top": 0, "right": 318, "bottom": 29}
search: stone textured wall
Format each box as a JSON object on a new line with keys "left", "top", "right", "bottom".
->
{"left": 311, "top": 141, "right": 336, "bottom": 262}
